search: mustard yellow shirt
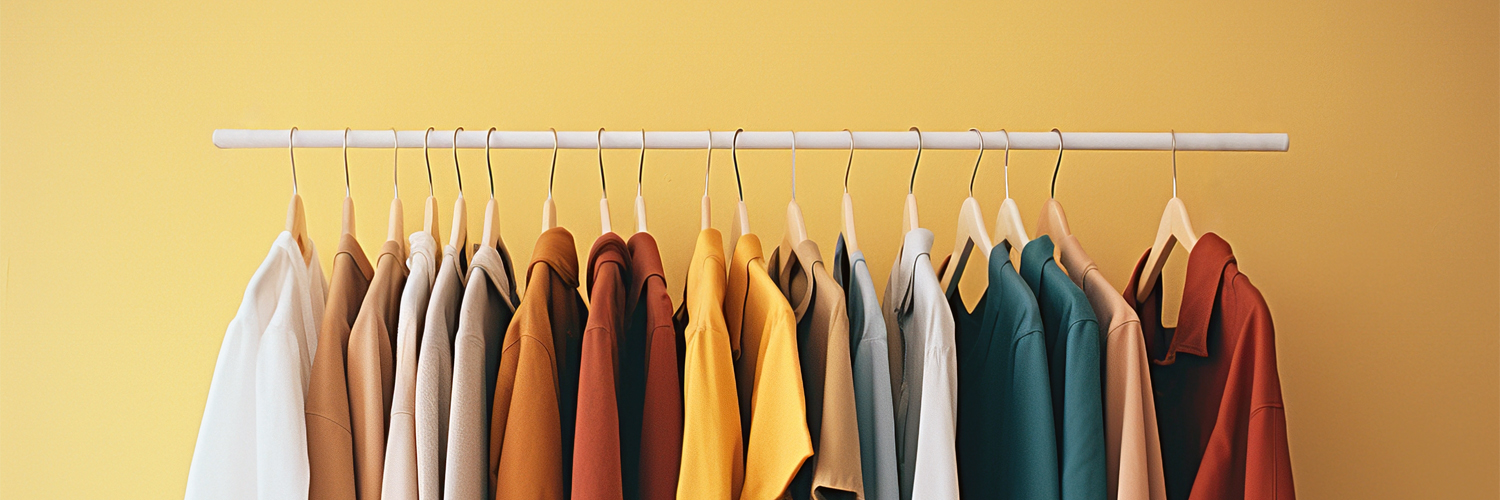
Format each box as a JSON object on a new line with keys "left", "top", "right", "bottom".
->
{"left": 676, "top": 229, "right": 744, "bottom": 499}
{"left": 726, "top": 235, "right": 813, "bottom": 500}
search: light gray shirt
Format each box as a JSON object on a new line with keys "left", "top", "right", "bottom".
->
{"left": 414, "top": 245, "right": 465, "bottom": 500}
{"left": 836, "top": 235, "right": 900, "bottom": 500}
{"left": 443, "top": 244, "right": 518, "bottom": 500}
{"left": 880, "top": 229, "right": 959, "bottom": 500}
{"left": 382, "top": 232, "right": 438, "bottom": 500}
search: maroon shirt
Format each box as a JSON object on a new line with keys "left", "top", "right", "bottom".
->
{"left": 1123, "top": 233, "right": 1295, "bottom": 500}
{"left": 624, "top": 233, "right": 683, "bottom": 500}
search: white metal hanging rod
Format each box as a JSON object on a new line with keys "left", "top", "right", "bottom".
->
{"left": 212, "top": 129, "right": 1288, "bottom": 152}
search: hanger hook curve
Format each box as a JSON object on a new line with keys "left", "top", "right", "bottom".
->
{"left": 842, "top": 129, "right": 854, "bottom": 193}
{"left": 485, "top": 127, "right": 497, "bottom": 199}
{"left": 288, "top": 127, "right": 299, "bottom": 195}
{"left": 422, "top": 127, "right": 436, "bottom": 197}
{"left": 547, "top": 128, "right": 559, "bottom": 197}
{"left": 731, "top": 128, "right": 745, "bottom": 201}
{"left": 636, "top": 129, "right": 646, "bottom": 197}
{"left": 703, "top": 130, "right": 713, "bottom": 195}
{"left": 451, "top": 127, "right": 464, "bottom": 194}
{"left": 967, "top": 128, "right": 985, "bottom": 197}
{"left": 342, "top": 128, "right": 352, "bottom": 198}
{"left": 1171, "top": 129, "right": 1178, "bottom": 198}
{"left": 789, "top": 130, "right": 797, "bottom": 201}
{"left": 596, "top": 128, "right": 609, "bottom": 199}
{"left": 1000, "top": 129, "right": 1012, "bottom": 199}
{"left": 1050, "top": 128, "right": 1064, "bottom": 198}
{"left": 390, "top": 128, "right": 399, "bottom": 199}
{"left": 907, "top": 127, "right": 923, "bottom": 194}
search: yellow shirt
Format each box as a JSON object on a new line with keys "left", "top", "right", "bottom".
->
{"left": 726, "top": 235, "right": 813, "bottom": 500}
{"left": 676, "top": 229, "right": 744, "bottom": 500}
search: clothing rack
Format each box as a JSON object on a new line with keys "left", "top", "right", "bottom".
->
{"left": 212, "top": 129, "right": 1289, "bottom": 152}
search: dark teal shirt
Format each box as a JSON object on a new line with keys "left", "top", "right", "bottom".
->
{"left": 1020, "top": 235, "right": 1106, "bottom": 500}
{"left": 949, "top": 250, "right": 1059, "bottom": 500}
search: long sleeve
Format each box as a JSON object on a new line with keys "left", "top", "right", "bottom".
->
{"left": 1013, "top": 331, "right": 1061, "bottom": 500}
{"left": 491, "top": 334, "right": 567, "bottom": 498}
{"left": 1060, "top": 321, "right": 1106, "bottom": 500}
{"left": 909, "top": 341, "right": 958, "bottom": 500}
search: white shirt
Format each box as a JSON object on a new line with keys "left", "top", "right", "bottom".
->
{"left": 382, "top": 232, "right": 438, "bottom": 500}
{"left": 881, "top": 229, "right": 959, "bottom": 500}
{"left": 415, "top": 245, "right": 466, "bottom": 500}
{"left": 186, "top": 232, "right": 327, "bottom": 500}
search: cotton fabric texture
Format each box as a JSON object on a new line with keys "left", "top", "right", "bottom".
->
{"left": 443, "top": 242, "right": 519, "bottom": 499}
{"left": 572, "top": 233, "right": 632, "bottom": 499}
{"left": 382, "top": 232, "right": 438, "bottom": 500}
{"left": 414, "top": 244, "right": 466, "bottom": 500}
{"left": 347, "top": 239, "right": 409, "bottom": 500}
{"left": 625, "top": 232, "right": 683, "bottom": 500}
{"left": 834, "top": 236, "right": 900, "bottom": 500}
{"left": 305, "top": 234, "right": 372, "bottom": 500}
{"left": 672, "top": 229, "right": 743, "bottom": 500}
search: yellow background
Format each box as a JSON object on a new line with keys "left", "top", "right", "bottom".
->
{"left": 2, "top": 1, "right": 1496, "bottom": 498}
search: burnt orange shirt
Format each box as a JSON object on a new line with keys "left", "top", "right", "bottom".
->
{"left": 306, "top": 234, "right": 373, "bottom": 500}
{"left": 490, "top": 227, "right": 588, "bottom": 499}
{"left": 1123, "top": 233, "right": 1294, "bottom": 500}
{"left": 347, "top": 239, "right": 409, "bottom": 500}
{"left": 572, "top": 233, "right": 631, "bottom": 499}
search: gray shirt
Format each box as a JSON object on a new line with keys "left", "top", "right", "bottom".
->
{"left": 881, "top": 229, "right": 959, "bottom": 500}
{"left": 414, "top": 245, "right": 465, "bottom": 500}
{"left": 444, "top": 244, "right": 518, "bottom": 500}
{"left": 836, "top": 235, "right": 900, "bottom": 500}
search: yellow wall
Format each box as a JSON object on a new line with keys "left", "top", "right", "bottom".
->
{"left": 2, "top": 1, "right": 1496, "bottom": 498}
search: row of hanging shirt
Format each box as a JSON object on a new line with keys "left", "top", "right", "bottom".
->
{"left": 185, "top": 128, "right": 1294, "bottom": 500}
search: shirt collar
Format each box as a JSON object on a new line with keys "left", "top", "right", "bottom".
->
{"left": 586, "top": 232, "right": 630, "bottom": 297}
{"left": 770, "top": 240, "right": 822, "bottom": 322}
{"left": 527, "top": 227, "right": 580, "bottom": 288}
{"left": 1123, "top": 232, "right": 1234, "bottom": 363}
{"left": 471, "top": 241, "right": 518, "bottom": 310}
{"left": 407, "top": 231, "right": 439, "bottom": 288}
{"left": 626, "top": 232, "right": 666, "bottom": 312}
{"left": 337, "top": 232, "right": 375, "bottom": 281}
{"left": 1053, "top": 234, "right": 1098, "bottom": 291}
{"left": 725, "top": 233, "right": 764, "bottom": 353}
{"left": 1018, "top": 234, "right": 1056, "bottom": 290}
{"left": 890, "top": 229, "right": 934, "bottom": 315}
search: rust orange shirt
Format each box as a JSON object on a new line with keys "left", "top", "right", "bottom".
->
{"left": 572, "top": 233, "right": 632, "bottom": 500}
{"left": 1123, "top": 233, "right": 1294, "bottom": 500}
{"left": 626, "top": 232, "right": 682, "bottom": 500}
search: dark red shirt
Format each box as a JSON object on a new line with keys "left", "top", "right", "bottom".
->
{"left": 1123, "top": 233, "right": 1295, "bottom": 500}
{"left": 625, "top": 233, "right": 683, "bottom": 500}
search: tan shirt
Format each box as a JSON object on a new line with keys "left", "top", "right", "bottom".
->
{"left": 382, "top": 232, "right": 438, "bottom": 500}
{"left": 1055, "top": 234, "right": 1166, "bottom": 500}
{"left": 770, "top": 241, "right": 865, "bottom": 500}
{"left": 348, "top": 239, "right": 409, "bottom": 500}
{"left": 306, "top": 234, "right": 374, "bottom": 500}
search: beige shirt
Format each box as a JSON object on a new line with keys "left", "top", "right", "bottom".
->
{"left": 770, "top": 241, "right": 865, "bottom": 500}
{"left": 382, "top": 232, "right": 438, "bottom": 500}
{"left": 348, "top": 239, "right": 409, "bottom": 500}
{"left": 444, "top": 244, "right": 519, "bottom": 500}
{"left": 1055, "top": 234, "right": 1167, "bottom": 500}
{"left": 414, "top": 245, "right": 467, "bottom": 500}
{"left": 305, "top": 234, "right": 373, "bottom": 500}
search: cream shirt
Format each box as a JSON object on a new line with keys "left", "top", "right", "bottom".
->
{"left": 444, "top": 245, "right": 518, "bottom": 500}
{"left": 414, "top": 245, "right": 466, "bottom": 500}
{"left": 382, "top": 232, "right": 438, "bottom": 500}
{"left": 186, "top": 232, "right": 327, "bottom": 500}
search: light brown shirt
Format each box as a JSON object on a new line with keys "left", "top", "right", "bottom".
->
{"left": 1055, "top": 234, "right": 1166, "bottom": 500}
{"left": 770, "top": 241, "right": 865, "bottom": 500}
{"left": 306, "top": 234, "right": 374, "bottom": 500}
{"left": 348, "top": 239, "right": 409, "bottom": 500}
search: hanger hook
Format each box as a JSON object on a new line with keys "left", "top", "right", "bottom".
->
{"left": 636, "top": 129, "right": 646, "bottom": 197}
{"left": 485, "top": 127, "right": 497, "bottom": 199}
{"left": 390, "top": 128, "right": 400, "bottom": 199}
{"left": 1050, "top": 128, "right": 1064, "bottom": 198}
{"left": 423, "top": 127, "right": 435, "bottom": 197}
{"left": 596, "top": 128, "right": 609, "bottom": 199}
{"left": 703, "top": 130, "right": 713, "bottom": 195}
{"left": 1000, "top": 129, "right": 1012, "bottom": 199}
{"left": 547, "top": 128, "right": 559, "bottom": 197}
{"left": 1170, "top": 129, "right": 1178, "bottom": 198}
{"left": 451, "top": 127, "right": 464, "bottom": 195}
{"left": 288, "top": 127, "right": 299, "bottom": 195}
{"left": 342, "top": 128, "right": 352, "bottom": 198}
{"left": 789, "top": 130, "right": 797, "bottom": 201}
{"left": 907, "top": 127, "right": 923, "bottom": 194}
{"left": 842, "top": 129, "right": 854, "bottom": 193}
{"left": 967, "top": 128, "right": 985, "bottom": 197}
{"left": 731, "top": 128, "right": 744, "bottom": 201}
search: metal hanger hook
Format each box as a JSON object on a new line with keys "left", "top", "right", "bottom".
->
{"left": 288, "top": 127, "right": 299, "bottom": 195}
{"left": 636, "top": 129, "right": 646, "bottom": 197}
{"left": 451, "top": 127, "right": 464, "bottom": 195}
{"left": 390, "top": 128, "right": 400, "bottom": 199}
{"left": 702, "top": 130, "right": 713, "bottom": 196}
{"left": 907, "top": 127, "right": 923, "bottom": 195}
{"left": 547, "top": 128, "right": 559, "bottom": 197}
{"left": 342, "top": 128, "right": 352, "bottom": 198}
{"left": 485, "top": 127, "right": 497, "bottom": 199}
{"left": 1170, "top": 129, "right": 1178, "bottom": 198}
{"left": 595, "top": 128, "right": 609, "bottom": 199}
{"left": 1000, "top": 129, "right": 1012, "bottom": 199}
{"left": 789, "top": 130, "right": 797, "bottom": 201}
{"left": 1050, "top": 128, "right": 1064, "bottom": 198}
{"left": 731, "top": 128, "right": 744, "bottom": 201}
{"left": 842, "top": 129, "right": 854, "bottom": 194}
{"left": 967, "top": 128, "right": 985, "bottom": 197}
{"left": 423, "top": 127, "right": 435, "bottom": 197}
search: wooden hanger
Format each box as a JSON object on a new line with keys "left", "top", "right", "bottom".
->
{"left": 479, "top": 128, "right": 503, "bottom": 250}
{"left": 992, "top": 129, "right": 1031, "bottom": 257}
{"left": 285, "top": 127, "right": 311, "bottom": 263}
{"left": 596, "top": 128, "right": 614, "bottom": 235}
{"left": 840, "top": 129, "right": 861, "bottom": 253}
{"left": 385, "top": 129, "right": 406, "bottom": 260}
{"left": 729, "top": 129, "right": 750, "bottom": 249}
{"left": 420, "top": 127, "right": 442, "bottom": 247}
{"left": 340, "top": 128, "right": 356, "bottom": 239}
{"left": 542, "top": 128, "right": 558, "bottom": 231}
{"left": 1138, "top": 131, "right": 1199, "bottom": 299}
{"left": 939, "top": 129, "right": 995, "bottom": 294}
{"left": 1036, "top": 130, "right": 1074, "bottom": 240}
{"left": 446, "top": 128, "right": 469, "bottom": 262}
{"left": 700, "top": 131, "right": 713, "bottom": 231}
{"left": 633, "top": 129, "right": 649, "bottom": 234}
{"left": 901, "top": 127, "right": 923, "bottom": 235}
{"left": 779, "top": 131, "right": 809, "bottom": 257}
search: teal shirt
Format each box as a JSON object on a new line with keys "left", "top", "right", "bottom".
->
{"left": 951, "top": 250, "right": 1059, "bottom": 500}
{"left": 1020, "top": 236, "right": 1106, "bottom": 500}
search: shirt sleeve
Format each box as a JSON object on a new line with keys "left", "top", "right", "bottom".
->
{"left": 492, "top": 334, "right": 567, "bottom": 499}
{"left": 1012, "top": 331, "right": 1062, "bottom": 500}
{"left": 1061, "top": 319, "right": 1107, "bottom": 500}
{"left": 1243, "top": 297, "right": 1295, "bottom": 500}
{"left": 910, "top": 307, "right": 959, "bottom": 500}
